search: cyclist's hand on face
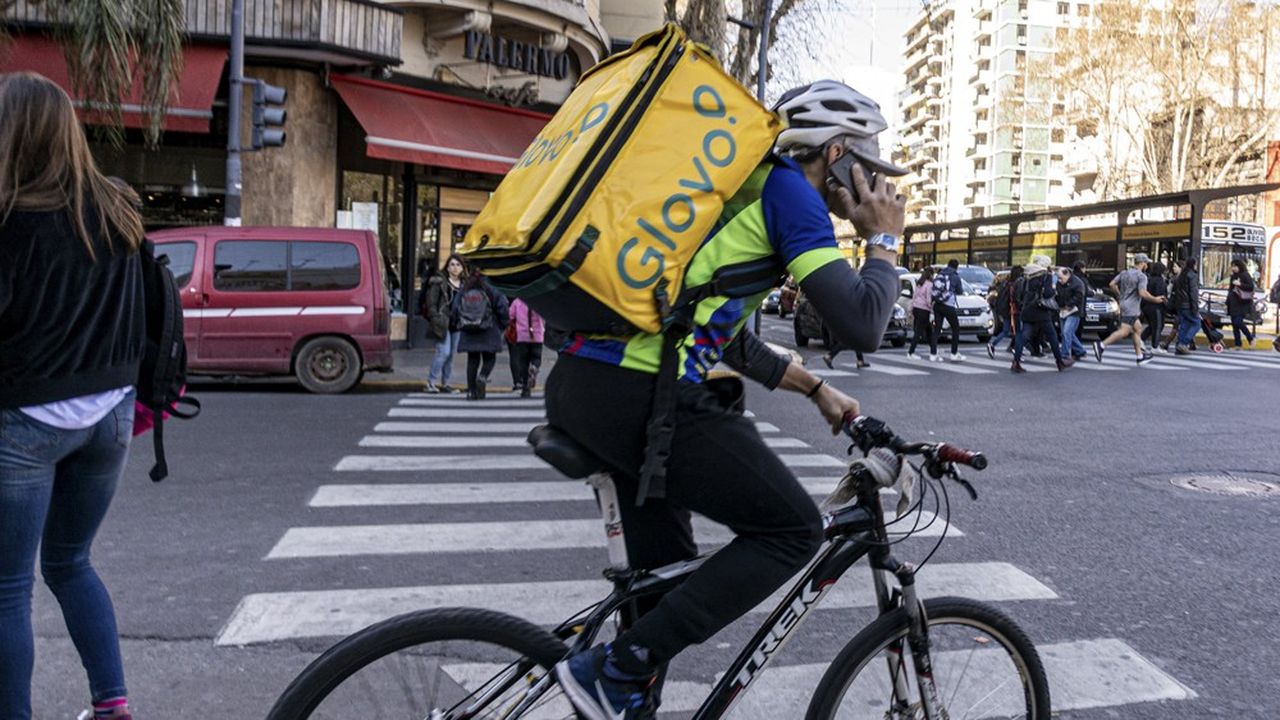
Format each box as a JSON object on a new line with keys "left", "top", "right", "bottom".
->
{"left": 814, "top": 384, "right": 860, "bottom": 435}
{"left": 836, "top": 161, "right": 906, "bottom": 242}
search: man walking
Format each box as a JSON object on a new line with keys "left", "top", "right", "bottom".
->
{"left": 931, "top": 259, "right": 965, "bottom": 361}
{"left": 1093, "top": 253, "right": 1164, "bottom": 365}
{"left": 1056, "top": 266, "right": 1087, "bottom": 361}
{"left": 1012, "top": 255, "right": 1070, "bottom": 373}
{"left": 1171, "top": 257, "right": 1202, "bottom": 354}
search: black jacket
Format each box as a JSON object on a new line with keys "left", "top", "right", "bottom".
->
{"left": 0, "top": 206, "right": 145, "bottom": 408}
{"left": 1056, "top": 274, "right": 1086, "bottom": 319}
{"left": 1142, "top": 274, "right": 1168, "bottom": 309}
{"left": 1018, "top": 272, "right": 1057, "bottom": 323}
{"left": 1171, "top": 270, "right": 1199, "bottom": 310}
{"left": 1226, "top": 271, "right": 1255, "bottom": 316}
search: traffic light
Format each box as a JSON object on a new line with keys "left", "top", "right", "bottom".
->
{"left": 251, "top": 79, "right": 287, "bottom": 149}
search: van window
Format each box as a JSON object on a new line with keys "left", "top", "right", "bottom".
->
{"left": 155, "top": 241, "right": 197, "bottom": 288}
{"left": 214, "top": 241, "right": 288, "bottom": 291}
{"left": 290, "top": 241, "right": 360, "bottom": 291}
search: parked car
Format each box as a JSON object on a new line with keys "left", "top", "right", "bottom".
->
{"left": 793, "top": 292, "right": 908, "bottom": 348}
{"left": 899, "top": 273, "right": 993, "bottom": 342}
{"left": 761, "top": 289, "right": 782, "bottom": 314}
{"left": 778, "top": 277, "right": 797, "bottom": 318}
{"left": 930, "top": 263, "right": 996, "bottom": 296}
{"left": 150, "top": 226, "right": 394, "bottom": 393}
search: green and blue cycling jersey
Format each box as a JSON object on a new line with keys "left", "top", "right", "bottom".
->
{"left": 561, "top": 156, "right": 852, "bottom": 381}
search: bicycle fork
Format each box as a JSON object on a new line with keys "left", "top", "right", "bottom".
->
{"left": 877, "top": 562, "right": 948, "bottom": 720}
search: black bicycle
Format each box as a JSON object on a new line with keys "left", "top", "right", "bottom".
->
{"left": 267, "top": 415, "right": 1050, "bottom": 719}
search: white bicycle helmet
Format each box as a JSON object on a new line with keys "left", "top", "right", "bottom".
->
{"left": 773, "top": 80, "right": 906, "bottom": 176}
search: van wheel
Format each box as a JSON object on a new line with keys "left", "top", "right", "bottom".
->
{"left": 296, "top": 337, "right": 362, "bottom": 394}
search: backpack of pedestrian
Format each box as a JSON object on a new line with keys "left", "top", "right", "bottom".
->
{"left": 0, "top": 72, "right": 145, "bottom": 720}
{"left": 451, "top": 269, "right": 509, "bottom": 400}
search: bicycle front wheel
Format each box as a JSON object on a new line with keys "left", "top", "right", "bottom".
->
{"left": 806, "top": 597, "right": 1050, "bottom": 720}
{"left": 267, "top": 607, "right": 569, "bottom": 720}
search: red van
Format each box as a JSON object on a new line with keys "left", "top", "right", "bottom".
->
{"left": 149, "top": 226, "right": 393, "bottom": 393}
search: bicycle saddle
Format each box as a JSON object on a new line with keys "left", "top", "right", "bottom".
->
{"left": 527, "top": 424, "right": 608, "bottom": 479}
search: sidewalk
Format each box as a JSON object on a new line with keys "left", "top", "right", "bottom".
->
{"left": 365, "top": 340, "right": 559, "bottom": 392}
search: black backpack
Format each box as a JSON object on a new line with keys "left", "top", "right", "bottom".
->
{"left": 138, "top": 241, "right": 200, "bottom": 482}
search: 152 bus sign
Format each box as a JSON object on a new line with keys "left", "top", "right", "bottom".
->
{"left": 1202, "top": 221, "right": 1265, "bottom": 245}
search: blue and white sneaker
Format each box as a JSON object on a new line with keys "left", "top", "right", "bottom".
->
{"left": 555, "top": 644, "right": 658, "bottom": 720}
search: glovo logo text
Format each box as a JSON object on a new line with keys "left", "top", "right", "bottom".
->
{"left": 512, "top": 102, "right": 610, "bottom": 171}
{"left": 616, "top": 84, "right": 738, "bottom": 290}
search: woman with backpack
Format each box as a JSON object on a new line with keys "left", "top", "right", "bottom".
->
{"left": 451, "top": 267, "right": 509, "bottom": 400}
{"left": 986, "top": 265, "right": 1022, "bottom": 359}
{"left": 1011, "top": 255, "right": 1070, "bottom": 373}
{"left": 906, "top": 267, "right": 936, "bottom": 360}
{"left": 1140, "top": 262, "right": 1168, "bottom": 353}
{"left": 1226, "top": 259, "right": 1256, "bottom": 350}
{"left": 423, "top": 256, "right": 465, "bottom": 393}
{"left": 0, "top": 73, "right": 143, "bottom": 720}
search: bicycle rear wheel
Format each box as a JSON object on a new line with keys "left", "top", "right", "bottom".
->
{"left": 266, "top": 607, "right": 569, "bottom": 720}
{"left": 806, "top": 597, "right": 1050, "bottom": 720}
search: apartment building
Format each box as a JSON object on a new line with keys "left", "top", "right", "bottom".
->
{"left": 896, "top": 0, "right": 1092, "bottom": 223}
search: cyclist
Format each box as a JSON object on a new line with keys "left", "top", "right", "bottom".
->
{"left": 551, "top": 80, "right": 906, "bottom": 719}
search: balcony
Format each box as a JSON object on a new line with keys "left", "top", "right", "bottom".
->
{"left": 4, "top": 0, "right": 404, "bottom": 65}
{"left": 1065, "top": 156, "right": 1099, "bottom": 177}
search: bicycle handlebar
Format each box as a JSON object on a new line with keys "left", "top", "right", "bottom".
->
{"left": 841, "top": 414, "right": 988, "bottom": 471}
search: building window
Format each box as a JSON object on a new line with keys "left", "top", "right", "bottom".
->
{"left": 1051, "top": 128, "right": 1066, "bottom": 143}
{"left": 1078, "top": 4, "right": 1090, "bottom": 16}
{"left": 1057, "top": 2, "right": 1069, "bottom": 14}
{"left": 213, "top": 241, "right": 288, "bottom": 292}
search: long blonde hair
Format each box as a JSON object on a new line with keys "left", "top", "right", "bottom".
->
{"left": 0, "top": 71, "right": 144, "bottom": 257}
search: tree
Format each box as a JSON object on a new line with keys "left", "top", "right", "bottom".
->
{"left": 1054, "top": 0, "right": 1280, "bottom": 198}
{"left": 664, "top": 0, "right": 816, "bottom": 91}
{"left": 0, "top": 0, "right": 187, "bottom": 146}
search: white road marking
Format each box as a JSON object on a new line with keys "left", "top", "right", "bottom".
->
{"left": 217, "top": 561, "right": 1029, "bottom": 646}
{"left": 356, "top": 435, "right": 808, "bottom": 450}
{"left": 872, "top": 354, "right": 996, "bottom": 375}
{"left": 1017, "top": 355, "right": 1124, "bottom": 372}
{"left": 386, "top": 408, "right": 546, "bottom": 418}
{"left": 1157, "top": 353, "right": 1280, "bottom": 370}
{"left": 808, "top": 368, "right": 858, "bottom": 377}
{"left": 333, "top": 453, "right": 841, "bottom": 472}
{"left": 370, "top": 421, "right": 783, "bottom": 434}
{"left": 946, "top": 355, "right": 1051, "bottom": 372}
{"left": 845, "top": 362, "right": 928, "bottom": 376}
{"left": 1096, "top": 354, "right": 1185, "bottom": 370}
{"left": 399, "top": 398, "right": 548, "bottom": 408}
{"left": 265, "top": 512, "right": 959, "bottom": 559}
{"left": 407, "top": 392, "right": 543, "bottom": 400}
{"left": 310, "top": 476, "right": 845, "bottom": 507}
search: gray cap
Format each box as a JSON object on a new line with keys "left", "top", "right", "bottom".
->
{"left": 1134, "top": 253, "right": 1152, "bottom": 265}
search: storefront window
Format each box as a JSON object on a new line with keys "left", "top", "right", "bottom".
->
{"left": 341, "top": 170, "right": 405, "bottom": 309}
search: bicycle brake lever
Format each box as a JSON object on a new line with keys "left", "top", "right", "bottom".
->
{"left": 948, "top": 468, "right": 978, "bottom": 501}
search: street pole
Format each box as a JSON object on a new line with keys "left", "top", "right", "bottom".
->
{"left": 753, "top": 0, "right": 772, "bottom": 337}
{"left": 225, "top": 0, "right": 245, "bottom": 226}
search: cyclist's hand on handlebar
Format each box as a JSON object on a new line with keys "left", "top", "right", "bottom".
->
{"left": 814, "top": 384, "right": 860, "bottom": 435}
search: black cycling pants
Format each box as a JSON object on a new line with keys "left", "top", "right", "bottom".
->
{"left": 932, "top": 303, "right": 960, "bottom": 355}
{"left": 465, "top": 352, "right": 495, "bottom": 392}
{"left": 546, "top": 354, "right": 823, "bottom": 663}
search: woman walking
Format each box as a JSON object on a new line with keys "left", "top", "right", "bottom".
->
{"left": 451, "top": 267, "right": 509, "bottom": 400}
{"left": 906, "top": 267, "right": 936, "bottom": 360}
{"left": 507, "top": 298, "right": 546, "bottom": 397}
{"left": 0, "top": 73, "right": 143, "bottom": 720}
{"left": 1012, "top": 255, "right": 1069, "bottom": 373}
{"left": 1140, "top": 262, "right": 1168, "bottom": 353}
{"left": 1226, "top": 259, "right": 1256, "bottom": 350}
{"left": 986, "top": 266, "right": 1022, "bottom": 358}
{"left": 423, "top": 256, "right": 465, "bottom": 393}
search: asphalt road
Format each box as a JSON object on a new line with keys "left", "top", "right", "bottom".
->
{"left": 27, "top": 317, "right": 1280, "bottom": 718}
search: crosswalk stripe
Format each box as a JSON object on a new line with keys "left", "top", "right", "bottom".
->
{"left": 845, "top": 362, "right": 928, "bottom": 376}
{"left": 407, "top": 392, "right": 543, "bottom": 400}
{"left": 809, "top": 368, "right": 858, "bottom": 377}
{"left": 356, "top": 435, "right": 809, "bottom": 450}
{"left": 387, "top": 408, "right": 546, "bottom": 418}
{"left": 310, "top": 477, "right": 846, "bottom": 508}
{"left": 216, "top": 560, "right": 1019, "bottom": 645}
{"left": 960, "top": 355, "right": 1054, "bottom": 372}
{"left": 334, "top": 453, "right": 842, "bottom": 472}
{"left": 871, "top": 354, "right": 996, "bottom": 375}
{"left": 654, "top": 638, "right": 1195, "bottom": 717}
{"left": 1017, "top": 355, "right": 1123, "bottom": 372}
{"left": 1157, "top": 353, "right": 1280, "bottom": 370}
{"left": 399, "top": 398, "right": 547, "bottom": 407}
{"left": 1148, "top": 355, "right": 1231, "bottom": 370}
{"left": 265, "top": 512, "right": 960, "bottom": 559}
{"left": 371, "top": 421, "right": 783, "bottom": 434}
{"left": 1096, "top": 354, "right": 1184, "bottom": 371}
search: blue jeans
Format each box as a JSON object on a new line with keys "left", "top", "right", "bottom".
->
{"left": 428, "top": 330, "right": 460, "bottom": 385}
{"left": 1060, "top": 315, "right": 1085, "bottom": 357}
{"left": 1229, "top": 313, "right": 1254, "bottom": 346}
{"left": 1014, "top": 319, "right": 1062, "bottom": 363}
{"left": 990, "top": 316, "right": 1018, "bottom": 348}
{"left": 1176, "top": 309, "right": 1200, "bottom": 346}
{"left": 0, "top": 396, "right": 134, "bottom": 717}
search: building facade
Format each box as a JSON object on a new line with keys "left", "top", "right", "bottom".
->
{"left": 2, "top": 0, "right": 665, "bottom": 342}
{"left": 895, "top": 0, "right": 1090, "bottom": 224}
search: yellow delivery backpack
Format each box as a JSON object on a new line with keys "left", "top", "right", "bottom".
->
{"left": 458, "top": 24, "right": 782, "bottom": 336}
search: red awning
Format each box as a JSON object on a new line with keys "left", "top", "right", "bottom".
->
{"left": 331, "top": 74, "right": 551, "bottom": 175}
{"left": 0, "top": 35, "right": 226, "bottom": 133}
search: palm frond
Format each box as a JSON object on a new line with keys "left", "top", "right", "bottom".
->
{"left": 130, "top": 0, "right": 186, "bottom": 147}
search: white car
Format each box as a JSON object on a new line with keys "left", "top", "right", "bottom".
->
{"left": 898, "top": 274, "right": 994, "bottom": 342}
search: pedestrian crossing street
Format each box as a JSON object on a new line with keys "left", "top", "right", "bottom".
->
{"left": 217, "top": 393, "right": 1197, "bottom": 717}
{"left": 806, "top": 345, "right": 1280, "bottom": 378}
